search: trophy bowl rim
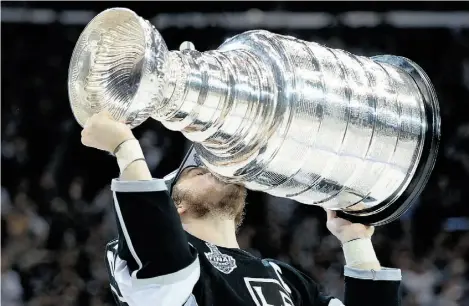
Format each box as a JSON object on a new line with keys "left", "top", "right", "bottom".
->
{"left": 67, "top": 7, "right": 161, "bottom": 128}
{"left": 68, "top": 8, "right": 141, "bottom": 127}
{"left": 337, "top": 55, "right": 441, "bottom": 226}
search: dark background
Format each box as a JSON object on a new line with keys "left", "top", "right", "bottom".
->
{"left": 2, "top": 1, "right": 469, "bottom": 306}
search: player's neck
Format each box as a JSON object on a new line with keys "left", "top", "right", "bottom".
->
{"left": 183, "top": 218, "right": 239, "bottom": 249}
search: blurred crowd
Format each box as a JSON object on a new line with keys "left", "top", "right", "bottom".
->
{"left": 2, "top": 11, "right": 469, "bottom": 306}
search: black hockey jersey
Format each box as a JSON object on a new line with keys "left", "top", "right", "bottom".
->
{"left": 105, "top": 178, "right": 402, "bottom": 306}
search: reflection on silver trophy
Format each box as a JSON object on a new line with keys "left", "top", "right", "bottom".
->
{"left": 68, "top": 8, "right": 440, "bottom": 225}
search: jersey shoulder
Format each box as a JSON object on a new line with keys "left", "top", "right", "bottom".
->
{"left": 264, "top": 258, "right": 312, "bottom": 282}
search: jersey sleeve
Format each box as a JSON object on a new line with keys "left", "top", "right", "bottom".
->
{"left": 106, "top": 178, "right": 200, "bottom": 306}
{"left": 270, "top": 260, "right": 402, "bottom": 306}
{"left": 342, "top": 266, "right": 401, "bottom": 306}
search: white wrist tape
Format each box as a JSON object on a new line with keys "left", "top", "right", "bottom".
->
{"left": 342, "top": 238, "right": 379, "bottom": 267}
{"left": 114, "top": 139, "right": 145, "bottom": 173}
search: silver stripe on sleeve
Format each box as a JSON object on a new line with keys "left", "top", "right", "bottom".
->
{"left": 344, "top": 266, "right": 402, "bottom": 281}
{"left": 131, "top": 256, "right": 200, "bottom": 286}
{"left": 111, "top": 178, "right": 167, "bottom": 192}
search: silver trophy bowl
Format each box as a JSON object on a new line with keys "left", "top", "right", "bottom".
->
{"left": 69, "top": 8, "right": 440, "bottom": 225}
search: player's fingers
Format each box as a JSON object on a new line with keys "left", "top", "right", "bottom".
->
{"left": 83, "top": 115, "right": 96, "bottom": 129}
{"left": 81, "top": 126, "right": 91, "bottom": 136}
{"left": 324, "top": 208, "right": 336, "bottom": 220}
{"left": 98, "top": 110, "right": 112, "bottom": 118}
{"left": 81, "top": 136, "right": 89, "bottom": 147}
{"left": 81, "top": 133, "right": 94, "bottom": 147}
{"left": 353, "top": 202, "right": 366, "bottom": 210}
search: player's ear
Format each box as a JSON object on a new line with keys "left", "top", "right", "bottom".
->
{"left": 176, "top": 204, "right": 187, "bottom": 215}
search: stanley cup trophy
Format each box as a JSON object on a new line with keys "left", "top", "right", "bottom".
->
{"left": 68, "top": 8, "right": 440, "bottom": 225}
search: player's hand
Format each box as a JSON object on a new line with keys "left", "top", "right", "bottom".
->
{"left": 325, "top": 209, "right": 374, "bottom": 244}
{"left": 81, "top": 111, "right": 134, "bottom": 153}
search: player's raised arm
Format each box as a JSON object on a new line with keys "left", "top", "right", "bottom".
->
{"left": 82, "top": 112, "right": 199, "bottom": 306}
{"left": 325, "top": 209, "right": 401, "bottom": 306}
{"left": 271, "top": 210, "right": 401, "bottom": 306}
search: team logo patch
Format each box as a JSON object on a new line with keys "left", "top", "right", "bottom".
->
{"left": 204, "top": 242, "right": 237, "bottom": 274}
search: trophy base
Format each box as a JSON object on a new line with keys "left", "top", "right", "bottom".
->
{"left": 336, "top": 55, "right": 440, "bottom": 226}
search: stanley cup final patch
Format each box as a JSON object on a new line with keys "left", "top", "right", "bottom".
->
{"left": 204, "top": 242, "right": 237, "bottom": 274}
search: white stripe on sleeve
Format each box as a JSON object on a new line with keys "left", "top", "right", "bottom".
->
{"left": 113, "top": 255, "right": 200, "bottom": 306}
{"left": 112, "top": 191, "right": 143, "bottom": 278}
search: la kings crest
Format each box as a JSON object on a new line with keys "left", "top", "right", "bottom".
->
{"left": 204, "top": 242, "right": 237, "bottom": 274}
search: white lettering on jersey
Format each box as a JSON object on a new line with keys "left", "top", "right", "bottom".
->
{"left": 245, "top": 277, "right": 294, "bottom": 306}
{"left": 204, "top": 242, "right": 237, "bottom": 274}
{"left": 280, "top": 291, "right": 294, "bottom": 306}
{"left": 253, "top": 286, "right": 275, "bottom": 306}
{"left": 244, "top": 262, "right": 295, "bottom": 306}
{"left": 268, "top": 262, "right": 292, "bottom": 294}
